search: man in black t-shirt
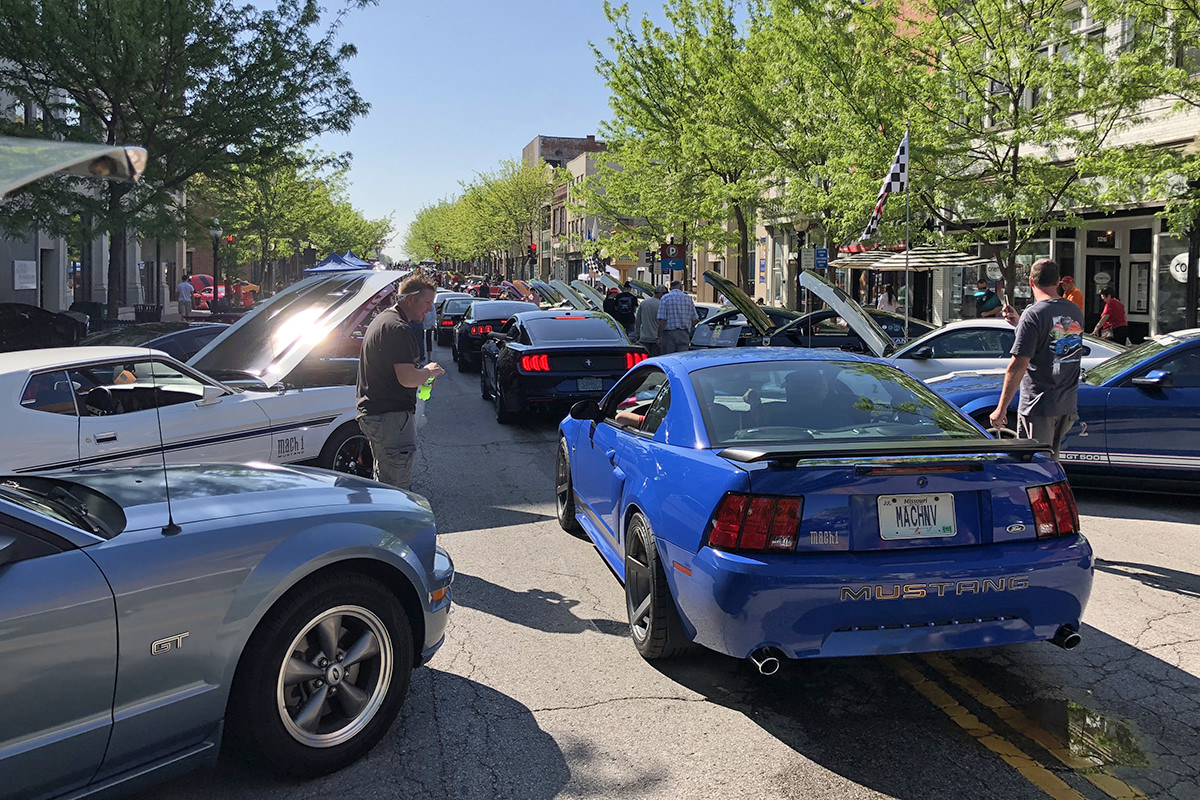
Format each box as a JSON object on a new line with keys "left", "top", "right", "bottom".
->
{"left": 357, "top": 275, "right": 444, "bottom": 489}
{"left": 613, "top": 282, "right": 639, "bottom": 334}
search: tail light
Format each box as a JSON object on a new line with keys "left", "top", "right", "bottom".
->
{"left": 470, "top": 324, "right": 493, "bottom": 335}
{"left": 706, "top": 492, "right": 802, "bottom": 553}
{"left": 519, "top": 354, "right": 550, "bottom": 372}
{"left": 440, "top": 319, "right": 454, "bottom": 326}
{"left": 625, "top": 351, "right": 648, "bottom": 369}
{"left": 1027, "top": 481, "right": 1080, "bottom": 538}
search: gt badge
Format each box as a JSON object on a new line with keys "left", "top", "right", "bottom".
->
{"left": 151, "top": 632, "right": 190, "bottom": 655}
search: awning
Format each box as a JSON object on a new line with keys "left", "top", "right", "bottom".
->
{"left": 870, "top": 245, "right": 994, "bottom": 273}
{"left": 834, "top": 250, "right": 897, "bottom": 269}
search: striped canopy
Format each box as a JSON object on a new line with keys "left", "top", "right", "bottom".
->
{"left": 871, "top": 245, "right": 994, "bottom": 273}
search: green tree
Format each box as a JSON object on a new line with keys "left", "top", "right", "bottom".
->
{"left": 0, "top": 0, "right": 376, "bottom": 316}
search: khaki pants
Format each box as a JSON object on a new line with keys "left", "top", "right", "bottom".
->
{"left": 659, "top": 328, "right": 692, "bottom": 354}
{"left": 177, "top": 300, "right": 192, "bottom": 317}
{"left": 1017, "top": 413, "right": 1077, "bottom": 461}
{"left": 357, "top": 411, "right": 418, "bottom": 489}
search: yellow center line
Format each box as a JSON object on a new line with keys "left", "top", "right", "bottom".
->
{"left": 886, "top": 656, "right": 1088, "bottom": 800}
{"left": 920, "top": 654, "right": 1148, "bottom": 800}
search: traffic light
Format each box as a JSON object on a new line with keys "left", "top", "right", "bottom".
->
{"left": 434, "top": 244, "right": 440, "bottom": 255}
{"left": 226, "top": 235, "right": 235, "bottom": 243}
{"left": 527, "top": 244, "right": 537, "bottom": 261}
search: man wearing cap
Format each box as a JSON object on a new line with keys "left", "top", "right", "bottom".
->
{"left": 634, "top": 285, "right": 666, "bottom": 355}
{"left": 1059, "top": 276, "right": 1084, "bottom": 312}
{"left": 974, "top": 279, "right": 1002, "bottom": 318}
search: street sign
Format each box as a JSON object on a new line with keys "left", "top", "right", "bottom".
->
{"left": 815, "top": 248, "right": 829, "bottom": 272}
{"left": 660, "top": 242, "right": 684, "bottom": 272}
{"left": 800, "top": 248, "right": 815, "bottom": 272}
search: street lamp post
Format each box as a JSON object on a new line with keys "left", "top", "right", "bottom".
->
{"left": 208, "top": 219, "right": 223, "bottom": 282}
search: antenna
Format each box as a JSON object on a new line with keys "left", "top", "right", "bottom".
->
{"left": 147, "top": 350, "right": 181, "bottom": 535}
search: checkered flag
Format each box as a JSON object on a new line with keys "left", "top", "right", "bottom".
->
{"left": 859, "top": 132, "right": 908, "bottom": 241}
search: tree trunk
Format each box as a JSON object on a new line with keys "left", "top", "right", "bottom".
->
{"left": 733, "top": 204, "right": 751, "bottom": 293}
{"left": 105, "top": 183, "right": 130, "bottom": 319}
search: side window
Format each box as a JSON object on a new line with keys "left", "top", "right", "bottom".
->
{"left": 1150, "top": 349, "right": 1200, "bottom": 388}
{"left": 640, "top": 383, "right": 671, "bottom": 434}
{"left": 73, "top": 360, "right": 207, "bottom": 416}
{"left": 607, "top": 369, "right": 669, "bottom": 432}
{"left": 20, "top": 370, "right": 78, "bottom": 416}
{"left": 518, "top": 324, "right": 533, "bottom": 346}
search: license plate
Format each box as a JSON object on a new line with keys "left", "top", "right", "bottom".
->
{"left": 578, "top": 377, "right": 603, "bottom": 392}
{"left": 877, "top": 494, "right": 956, "bottom": 540}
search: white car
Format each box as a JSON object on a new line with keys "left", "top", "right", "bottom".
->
{"left": 4, "top": 270, "right": 408, "bottom": 476}
{"left": 887, "top": 318, "right": 1125, "bottom": 382}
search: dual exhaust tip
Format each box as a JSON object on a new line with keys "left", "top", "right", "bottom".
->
{"left": 749, "top": 626, "right": 1081, "bottom": 674}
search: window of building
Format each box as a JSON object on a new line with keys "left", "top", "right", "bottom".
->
{"left": 1086, "top": 229, "right": 1116, "bottom": 248}
{"left": 1129, "top": 227, "right": 1152, "bottom": 254}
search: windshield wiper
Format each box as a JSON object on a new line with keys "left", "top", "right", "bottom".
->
{"left": 0, "top": 481, "right": 103, "bottom": 535}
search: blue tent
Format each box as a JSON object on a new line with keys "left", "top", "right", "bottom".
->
{"left": 303, "top": 252, "right": 372, "bottom": 276}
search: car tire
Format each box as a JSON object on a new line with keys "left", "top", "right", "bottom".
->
{"left": 555, "top": 438, "right": 583, "bottom": 534}
{"left": 624, "top": 511, "right": 692, "bottom": 660}
{"left": 319, "top": 422, "right": 374, "bottom": 478}
{"left": 451, "top": 341, "right": 459, "bottom": 363}
{"left": 494, "top": 380, "right": 515, "bottom": 425}
{"left": 480, "top": 366, "right": 491, "bottom": 400}
{"left": 225, "top": 572, "right": 414, "bottom": 778}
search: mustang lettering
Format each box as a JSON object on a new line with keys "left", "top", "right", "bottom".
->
{"left": 841, "top": 577, "right": 1031, "bottom": 601}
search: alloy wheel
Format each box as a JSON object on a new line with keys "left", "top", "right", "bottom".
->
{"left": 331, "top": 435, "right": 373, "bottom": 478}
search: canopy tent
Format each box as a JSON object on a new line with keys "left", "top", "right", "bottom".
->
{"left": 871, "top": 245, "right": 993, "bottom": 273}
{"left": 833, "top": 250, "right": 897, "bottom": 269}
{"left": 303, "top": 252, "right": 373, "bottom": 276}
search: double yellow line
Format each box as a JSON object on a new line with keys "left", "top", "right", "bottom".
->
{"left": 886, "top": 655, "right": 1146, "bottom": 800}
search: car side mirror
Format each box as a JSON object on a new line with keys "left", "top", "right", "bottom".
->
{"left": 570, "top": 399, "right": 604, "bottom": 421}
{"left": 1131, "top": 369, "right": 1171, "bottom": 388}
{"left": 195, "top": 384, "right": 225, "bottom": 406}
{"left": 911, "top": 346, "right": 933, "bottom": 359}
{"left": 486, "top": 332, "right": 510, "bottom": 343}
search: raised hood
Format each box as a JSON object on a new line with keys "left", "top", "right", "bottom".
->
{"left": 548, "top": 280, "right": 591, "bottom": 310}
{"left": 701, "top": 270, "right": 774, "bottom": 335}
{"left": 1, "top": 134, "right": 147, "bottom": 198}
{"left": 190, "top": 270, "right": 403, "bottom": 384}
{"left": 570, "top": 279, "right": 608, "bottom": 310}
{"left": 798, "top": 270, "right": 895, "bottom": 357}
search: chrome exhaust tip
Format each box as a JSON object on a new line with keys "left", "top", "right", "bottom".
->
{"left": 1049, "top": 625, "right": 1082, "bottom": 650}
{"left": 749, "top": 647, "right": 785, "bottom": 676}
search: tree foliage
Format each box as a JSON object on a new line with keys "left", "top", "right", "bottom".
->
{"left": 0, "top": 0, "right": 375, "bottom": 314}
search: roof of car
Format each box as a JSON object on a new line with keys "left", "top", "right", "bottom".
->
{"left": 0, "top": 346, "right": 170, "bottom": 375}
{"left": 648, "top": 345, "right": 881, "bottom": 373}
{"left": 510, "top": 309, "right": 607, "bottom": 320}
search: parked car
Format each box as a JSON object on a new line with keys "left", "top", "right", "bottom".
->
{"left": 480, "top": 309, "right": 648, "bottom": 423}
{"left": 0, "top": 461, "right": 453, "bottom": 796}
{"left": 890, "top": 318, "right": 1123, "bottom": 382}
{"left": 556, "top": 348, "right": 1093, "bottom": 668}
{"left": 80, "top": 321, "right": 229, "bottom": 362}
{"left": 452, "top": 299, "right": 540, "bottom": 370}
{"left": 435, "top": 296, "right": 476, "bottom": 346}
{"left": 0, "top": 302, "right": 89, "bottom": 352}
{"left": 929, "top": 329, "right": 1200, "bottom": 488}
{"left": 692, "top": 303, "right": 936, "bottom": 349}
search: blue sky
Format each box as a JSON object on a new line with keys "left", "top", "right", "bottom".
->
{"left": 314, "top": 1, "right": 661, "bottom": 260}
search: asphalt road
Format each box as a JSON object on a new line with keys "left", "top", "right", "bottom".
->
{"left": 135, "top": 349, "right": 1200, "bottom": 800}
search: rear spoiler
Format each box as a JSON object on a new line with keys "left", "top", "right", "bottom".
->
{"left": 719, "top": 438, "right": 1051, "bottom": 467}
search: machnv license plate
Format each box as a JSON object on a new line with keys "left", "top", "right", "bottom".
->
{"left": 578, "top": 377, "right": 603, "bottom": 391}
{"left": 877, "top": 494, "right": 956, "bottom": 540}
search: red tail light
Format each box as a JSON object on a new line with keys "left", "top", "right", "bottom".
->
{"left": 706, "top": 493, "right": 802, "bottom": 553}
{"left": 519, "top": 353, "right": 550, "bottom": 372}
{"left": 1027, "top": 481, "right": 1080, "bottom": 538}
{"left": 441, "top": 319, "right": 454, "bottom": 326}
{"left": 625, "top": 351, "right": 648, "bottom": 369}
{"left": 470, "top": 324, "right": 493, "bottom": 335}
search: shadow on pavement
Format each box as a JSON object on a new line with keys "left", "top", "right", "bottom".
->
{"left": 431, "top": 504, "right": 555, "bottom": 535}
{"left": 1094, "top": 559, "right": 1200, "bottom": 599}
{"left": 1073, "top": 487, "right": 1200, "bottom": 525}
{"left": 451, "top": 571, "right": 628, "bottom": 637}
{"left": 126, "top": 670, "right": 572, "bottom": 800}
{"left": 650, "top": 624, "right": 1200, "bottom": 799}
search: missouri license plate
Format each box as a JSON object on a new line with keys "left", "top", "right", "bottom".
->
{"left": 578, "top": 377, "right": 603, "bottom": 392}
{"left": 877, "top": 494, "right": 956, "bottom": 540}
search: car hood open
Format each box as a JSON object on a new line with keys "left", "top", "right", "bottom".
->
{"left": 189, "top": 270, "right": 403, "bottom": 385}
{"left": 549, "top": 280, "right": 593, "bottom": 310}
{"left": 1, "top": 135, "right": 147, "bottom": 198}
{"left": 798, "top": 270, "right": 895, "bottom": 357}
{"left": 701, "top": 270, "right": 775, "bottom": 335}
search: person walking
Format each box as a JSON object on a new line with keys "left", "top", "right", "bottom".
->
{"left": 633, "top": 285, "right": 666, "bottom": 355}
{"left": 356, "top": 275, "right": 445, "bottom": 490}
{"left": 175, "top": 274, "right": 194, "bottom": 318}
{"left": 974, "top": 279, "right": 1002, "bottom": 318}
{"left": 656, "top": 280, "right": 699, "bottom": 354}
{"left": 876, "top": 285, "right": 899, "bottom": 313}
{"left": 1093, "top": 287, "right": 1128, "bottom": 344}
{"left": 613, "top": 281, "right": 639, "bottom": 334}
{"left": 988, "top": 259, "right": 1084, "bottom": 459}
{"left": 1059, "top": 276, "right": 1084, "bottom": 313}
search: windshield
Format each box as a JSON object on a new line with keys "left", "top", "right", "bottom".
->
{"left": 690, "top": 360, "right": 980, "bottom": 447}
{"left": 443, "top": 298, "right": 474, "bottom": 314}
{"left": 526, "top": 315, "right": 627, "bottom": 343}
{"left": 1083, "top": 335, "right": 1177, "bottom": 385}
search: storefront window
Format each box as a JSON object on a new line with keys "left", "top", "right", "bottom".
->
{"left": 1013, "top": 240, "right": 1050, "bottom": 304}
{"left": 1157, "top": 234, "right": 1190, "bottom": 334}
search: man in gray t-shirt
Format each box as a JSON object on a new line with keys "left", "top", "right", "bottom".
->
{"left": 989, "top": 259, "right": 1084, "bottom": 459}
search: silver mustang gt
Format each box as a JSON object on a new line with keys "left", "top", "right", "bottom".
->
{"left": 0, "top": 463, "right": 453, "bottom": 798}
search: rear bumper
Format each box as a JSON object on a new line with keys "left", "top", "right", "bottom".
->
{"left": 510, "top": 374, "right": 621, "bottom": 405}
{"left": 658, "top": 535, "right": 1093, "bottom": 660}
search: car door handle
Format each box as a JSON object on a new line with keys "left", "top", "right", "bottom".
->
{"left": 95, "top": 432, "right": 117, "bottom": 443}
{"left": 604, "top": 448, "right": 616, "bottom": 462}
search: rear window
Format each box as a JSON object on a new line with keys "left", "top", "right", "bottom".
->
{"left": 690, "top": 360, "right": 980, "bottom": 447}
{"left": 525, "top": 316, "right": 626, "bottom": 343}
{"left": 443, "top": 298, "right": 474, "bottom": 314}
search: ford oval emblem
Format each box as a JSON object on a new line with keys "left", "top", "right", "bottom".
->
{"left": 1006, "top": 523, "right": 1026, "bottom": 533}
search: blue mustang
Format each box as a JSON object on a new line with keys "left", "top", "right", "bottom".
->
{"left": 556, "top": 349, "right": 1093, "bottom": 670}
{"left": 929, "top": 329, "right": 1200, "bottom": 488}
